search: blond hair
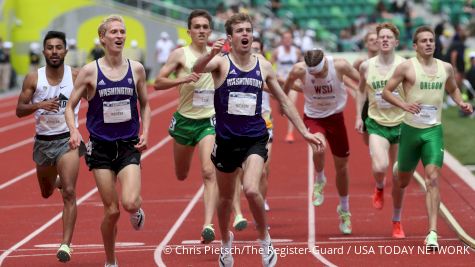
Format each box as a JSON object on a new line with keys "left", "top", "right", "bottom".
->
{"left": 98, "top": 15, "right": 125, "bottom": 38}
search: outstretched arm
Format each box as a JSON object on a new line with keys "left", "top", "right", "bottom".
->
{"left": 264, "top": 61, "right": 324, "bottom": 151}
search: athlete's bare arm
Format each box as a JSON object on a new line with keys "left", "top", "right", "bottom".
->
{"left": 132, "top": 60, "right": 152, "bottom": 151}
{"left": 382, "top": 61, "right": 420, "bottom": 114}
{"left": 444, "top": 62, "right": 473, "bottom": 114}
{"left": 262, "top": 59, "right": 324, "bottom": 151}
{"left": 65, "top": 62, "right": 96, "bottom": 149}
{"left": 355, "top": 60, "right": 369, "bottom": 133}
{"left": 16, "top": 72, "right": 60, "bottom": 117}
{"left": 283, "top": 62, "right": 305, "bottom": 94}
{"left": 154, "top": 48, "right": 201, "bottom": 90}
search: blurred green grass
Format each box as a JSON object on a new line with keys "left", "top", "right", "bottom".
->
{"left": 442, "top": 106, "right": 475, "bottom": 172}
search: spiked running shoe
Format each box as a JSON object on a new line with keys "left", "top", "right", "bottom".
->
{"left": 56, "top": 244, "right": 72, "bottom": 262}
{"left": 392, "top": 221, "right": 406, "bottom": 238}
{"left": 104, "top": 261, "right": 118, "bottom": 267}
{"left": 372, "top": 188, "right": 384, "bottom": 209}
{"left": 130, "top": 208, "right": 145, "bottom": 230}
{"left": 233, "top": 214, "right": 248, "bottom": 231}
{"left": 218, "top": 231, "right": 234, "bottom": 267}
{"left": 313, "top": 180, "right": 326, "bottom": 206}
{"left": 424, "top": 231, "right": 439, "bottom": 251}
{"left": 261, "top": 240, "right": 277, "bottom": 267}
{"left": 337, "top": 205, "right": 352, "bottom": 235}
{"left": 201, "top": 224, "right": 216, "bottom": 244}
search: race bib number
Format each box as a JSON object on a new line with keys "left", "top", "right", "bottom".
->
{"left": 227, "top": 92, "right": 257, "bottom": 116}
{"left": 103, "top": 99, "right": 131, "bottom": 123}
{"left": 39, "top": 114, "right": 65, "bottom": 129}
{"left": 413, "top": 104, "right": 437, "bottom": 125}
{"left": 375, "top": 91, "right": 399, "bottom": 109}
{"left": 192, "top": 89, "right": 214, "bottom": 108}
{"left": 313, "top": 95, "right": 337, "bottom": 109}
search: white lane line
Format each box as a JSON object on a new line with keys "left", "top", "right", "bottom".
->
{"left": 0, "top": 169, "right": 36, "bottom": 190}
{"left": 308, "top": 145, "right": 337, "bottom": 267}
{"left": 0, "top": 99, "right": 178, "bottom": 190}
{"left": 154, "top": 185, "right": 204, "bottom": 267}
{"left": 180, "top": 239, "right": 294, "bottom": 245}
{"left": 0, "top": 134, "right": 173, "bottom": 265}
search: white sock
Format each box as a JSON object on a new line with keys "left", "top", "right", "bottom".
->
{"left": 376, "top": 179, "right": 385, "bottom": 190}
{"left": 315, "top": 171, "right": 326, "bottom": 183}
{"left": 339, "top": 195, "right": 349, "bottom": 211}
{"left": 392, "top": 208, "right": 402, "bottom": 222}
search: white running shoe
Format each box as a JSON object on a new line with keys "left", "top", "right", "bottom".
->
{"left": 130, "top": 208, "right": 145, "bottom": 230}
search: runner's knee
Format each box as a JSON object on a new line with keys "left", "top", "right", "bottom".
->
{"left": 61, "top": 185, "right": 76, "bottom": 202}
{"left": 122, "top": 197, "right": 141, "bottom": 213}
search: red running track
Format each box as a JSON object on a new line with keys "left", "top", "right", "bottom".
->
{"left": 0, "top": 89, "right": 474, "bottom": 266}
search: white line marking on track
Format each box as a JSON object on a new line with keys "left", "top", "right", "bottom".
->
{"left": 308, "top": 145, "right": 337, "bottom": 267}
{"left": 180, "top": 239, "right": 294, "bottom": 245}
{"left": 443, "top": 151, "right": 475, "bottom": 190}
{"left": 34, "top": 242, "right": 145, "bottom": 248}
{"left": 0, "top": 135, "right": 173, "bottom": 265}
{"left": 154, "top": 185, "right": 204, "bottom": 267}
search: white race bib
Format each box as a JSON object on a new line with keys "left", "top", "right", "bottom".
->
{"left": 313, "top": 94, "right": 337, "bottom": 109}
{"left": 228, "top": 92, "right": 257, "bottom": 116}
{"left": 39, "top": 114, "right": 65, "bottom": 129}
{"left": 413, "top": 104, "right": 437, "bottom": 125}
{"left": 192, "top": 88, "right": 214, "bottom": 108}
{"left": 103, "top": 99, "right": 131, "bottom": 123}
{"left": 375, "top": 91, "right": 399, "bottom": 109}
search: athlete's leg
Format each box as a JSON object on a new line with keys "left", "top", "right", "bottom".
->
{"left": 369, "top": 134, "right": 391, "bottom": 188}
{"left": 36, "top": 164, "right": 59, "bottom": 199}
{"left": 260, "top": 143, "right": 272, "bottom": 199}
{"left": 118, "top": 164, "right": 142, "bottom": 214}
{"left": 333, "top": 155, "right": 349, "bottom": 199}
{"left": 285, "top": 90, "right": 298, "bottom": 142}
{"left": 56, "top": 149, "right": 80, "bottom": 245}
{"left": 241, "top": 154, "right": 266, "bottom": 239}
{"left": 197, "top": 134, "right": 218, "bottom": 227}
{"left": 424, "top": 164, "right": 440, "bottom": 233}
{"left": 173, "top": 141, "right": 195, "bottom": 180}
{"left": 216, "top": 169, "right": 237, "bottom": 243}
{"left": 390, "top": 144, "right": 405, "bottom": 212}
{"left": 93, "top": 169, "right": 120, "bottom": 265}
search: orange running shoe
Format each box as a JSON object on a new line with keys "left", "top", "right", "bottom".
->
{"left": 372, "top": 188, "right": 384, "bottom": 209}
{"left": 392, "top": 221, "right": 405, "bottom": 238}
{"left": 285, "top": 132, "right": 294, "bottom": 143}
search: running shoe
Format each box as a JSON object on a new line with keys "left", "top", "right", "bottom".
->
{"left": 392, "top": 221, "right": 406, "bottom": 238}
{"left": 337, "top": 205, "right": 352, "bottom": 235}
{"left": 264, "top": 200, "right": 270, "bottom": 212}
{"left": 218, "top": 231, "right": 234, "bottom": 267}
{"left": 261, "top": 239, "right": 277, "bottom": 267}
{"left": 130, "top": 208, "right": 145, "bottom": 230}
{"left": 285, "top": 132, "right": 294, "bottom": 143}
{"left": 372, "top": 188, "right": 384, "bottom": 209}
{"left": 56, "top": 244, "right": 72, "bottom": 262}
{"left": 201, "top": 224, "right": 216, "bottom": 244}
{"left": 313, "top": 180, "right": 326, "bottom": 206}
{"left": 104, "top": 261, "right": 118, "bottom": 267}
{"left": 233, "top": 214, "right": 248, "bottom": 231}
{"left": 424, "top": 231, "right": 439, "bottom": 251}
